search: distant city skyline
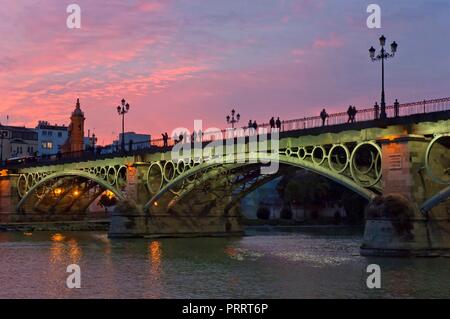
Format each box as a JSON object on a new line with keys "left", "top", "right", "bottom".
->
{"left": 1, "top": 0, "right": 449, "bottom": 143}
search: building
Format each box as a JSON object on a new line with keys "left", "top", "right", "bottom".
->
{"left": 35, "top": 121, "right": 68, "bottom": 156}
{"left": 112, "top": 132, "right": 151, "bottom": 152}
{"left": 0, "top": 125, "right": 38, "bottom": 161}
{"left": 61, "top": 98, "right": 85, "bottom": 154}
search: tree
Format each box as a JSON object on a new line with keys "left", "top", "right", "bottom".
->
{"left": 342, "top": 192, "right": 367, "bottom": 224}
{"left": 256, "top": 207, "right": 270, "bottom": 220}
{"left": 280, "top": 207, "right": 293, "bottom": 219}
{"left": 97, "top": 193, "right": 117, "bottom": 212}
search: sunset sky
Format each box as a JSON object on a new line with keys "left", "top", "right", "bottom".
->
{"left": 0, "top": 0, "right": 449, "bottom": 144}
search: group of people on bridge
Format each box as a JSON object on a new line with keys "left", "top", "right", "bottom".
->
{"left": 320, "top": 99, "right": 401, "bottom": 126}
{"left": 161, "top": 99, "right": 404, "bottom": 147}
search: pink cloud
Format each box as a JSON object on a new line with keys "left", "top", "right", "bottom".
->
{"left": 313, "top": 33, "right": 344, "bottom": 49}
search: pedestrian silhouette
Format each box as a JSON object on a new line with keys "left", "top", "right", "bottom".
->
{"left": 276, "top": 117, "right": 281, "bottom": 130}
{"left": 394, "top": 99, "right": 400, "bottom": 117}
{"left": 320, "top": 108, "right": 328, "bottom": 126}
{"left": 269, "top": 117, "right": 275, "bottom": 129}
{"left": 162, "top": 132, "right": 169, "bottom": 147}
{"left": 347, "top": 105, "right": 352, "bottom": 123}
{"left": 253, "top": 120, "right": 258, "bottom": 131}
{"left": 374, "top": 102, "right": 380, "bottom": 120}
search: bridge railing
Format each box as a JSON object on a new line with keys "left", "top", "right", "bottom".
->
{"left": 280, "top": 97, "right": 450, "bottom": 132}
{"left": 1, "top": 97, "right": 449, "bottom": 168}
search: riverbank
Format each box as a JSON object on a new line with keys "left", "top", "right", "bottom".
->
{"left": 0, "top": 218, "right": 363, "bottom": 233}
{"left": 0, "top": 219, "right": 109, "bottom": 232}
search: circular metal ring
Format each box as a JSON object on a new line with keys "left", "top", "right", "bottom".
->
{"left": 99, "top": 167, "right": 107, "bottom": 180}
{"left": 163, "top": 161, "right": 176, "bottom": 183}
{"left": 26, "top": 174, "right": 34, "bottom": 190}
{"left": 349, "top": 141, "right": 382, "bottom": 188}
{"left": 285, "top": 147, "right": 292, "bottom": 157}
{"left": 298, "top": 147, "right": 307, "bottom": 160}
{"left": 425, "top": 134, "right": 450, "bottom": 185}
{"left": 17, "top": 174, "right": 28, "bottom": 198}
{"left": 146, "top": 162, "right": 164, "bottom": 194}
{"left": 328, "top": 144, "right": 350, "bottom": 174}
{"left": 311, "top": 146, "right": 327, "bottom": 166}
{"left": 107, "top": 166, "right": 117, "bottom": 185}
{"left": 177, "top": 160, "right": 186, "bottom": 175}
{"left": 116, "top": 165, "right": 128, "bottom": 189}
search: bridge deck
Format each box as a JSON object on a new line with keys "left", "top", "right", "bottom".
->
{"left": 2, "top": 108, "right": 450, "bottom": 171}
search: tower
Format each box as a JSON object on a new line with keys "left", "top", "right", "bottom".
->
{"left": 61, "top": 98, "right": 85, "bottom": 154}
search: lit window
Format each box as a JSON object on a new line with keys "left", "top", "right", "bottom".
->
{"left": 41, "top": 141, "right": 53, "bottom": 149}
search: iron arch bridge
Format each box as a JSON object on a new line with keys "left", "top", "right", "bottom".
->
{"left": 15, "top": 140, "right": 384, "bottom": 215}
{"left": 12, "top": 130, "right": 450, "bottom": 220}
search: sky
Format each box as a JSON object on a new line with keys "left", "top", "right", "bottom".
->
{"left": 0, "top": 0, "right": 449, "bottom": 144}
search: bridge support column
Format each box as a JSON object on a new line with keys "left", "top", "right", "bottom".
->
{"left": 361, "top": 135, "right": 450, "bottom": 256}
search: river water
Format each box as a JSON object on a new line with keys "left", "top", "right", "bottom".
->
{"left": 0, "top": 226, "right": 448, "bottom": 299}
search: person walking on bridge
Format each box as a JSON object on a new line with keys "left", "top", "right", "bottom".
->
{"left": 276, "top": 117, "right": 282, "bottom": 131}
{"left": 320, "top": 108, "right": 328, "bottom": 126}
{"left": 394, "top": 99, "right": 400, "bottom": 117}
{"left": 162, "top": 132, "right": 169, "bottom": 147}
{"left": 269, "top": 117, "right": 275, "bottom": 131}
{"left": 252, "top": 120, "right": 258, "bottom": 133}
{"left": 347, "top": 105, "right": 353, "bottom": 123}
{"left": 374, "top": 102, "right": 380, "bottom": 120}
{"left": 350, "top": 106, "right": 357, "bottom": 123}
{"left": 248, "top": 120, "right": 253, "bottom": 135}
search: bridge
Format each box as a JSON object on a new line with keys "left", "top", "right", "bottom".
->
{"left": 1, "top": 97, "right": 450, "bottom": 256}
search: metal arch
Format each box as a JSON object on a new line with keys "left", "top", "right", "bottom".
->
{"left": 424, "top": 133, "right": 450, "bottom": 185}
{"left": 163, "top": 163, "right": 250, "bottom": 211}
{"left": 143, "top": 153, "right": 376, "bottom": 212}
{"left": 223, "top": 172, "right": 284, "bottom": 216}
{"left": 146, "top": 161, "right": 164, "bottom": 195}
{"left": 420, "top": 185, "right": 450, "bottom": 215}
{"left": 143, "top": 161, "right": 230, "bottom": 211}
{"left": 16, "top": 170, "right": 125, "bottom": 211}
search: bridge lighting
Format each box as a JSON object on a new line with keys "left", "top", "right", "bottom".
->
{"left": 116, "top": 98, "right": 131, "bottom": 152}
{"left": 369, "top": 35, "right": 398, "bottom": 120}
{"left": 104, "top": 190, "right": 115, "bottom": 199}
{"left": 153, "top": 201, "right": 158, "bottom": 207}
{"left": 73, "top": 190, "right": 80, "bottom": 197}
{"left": 54, "top": 188, "right": 63, "bottom": 196}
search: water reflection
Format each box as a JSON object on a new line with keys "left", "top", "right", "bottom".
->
{"left": 0, "top": 229, "right": 448, "bottom": 298}
{"left": 149, "top": 241, "right": 162, "bottom": 275}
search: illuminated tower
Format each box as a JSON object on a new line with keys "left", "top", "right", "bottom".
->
{"left": 61, "top": 98, "right": 85, "bottom": 154}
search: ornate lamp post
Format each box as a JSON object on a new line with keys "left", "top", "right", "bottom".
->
{"left": 0, "top": 130, "right": 7, "bottom": 162}
{"left": 116, "top": 98, "right": 130, "bottom": 152}
{"left": 91, "top": 133, "right": 97, "bottom": 150}
{"left": 369, "top": 35, "right": 398, "bottom": 119}
{"left": 226, "top": 109, "right": 240, "bottom": 129}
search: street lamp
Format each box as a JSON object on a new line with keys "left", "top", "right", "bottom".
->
{"left": 91, "top": 133, "right": 97, "bottom": 151}
{"left": 226, "top": 108, "right": 240, "bottom": 129}
{"left": 369, "top": 35, "right": 398, "bottom": 119}
{"left": 116, "top": 98, "right": 130, "bottom": 152}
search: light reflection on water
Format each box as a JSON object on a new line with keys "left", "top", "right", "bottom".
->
{"left": 0, "top": 227, "right": 448, "bottom": 298}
